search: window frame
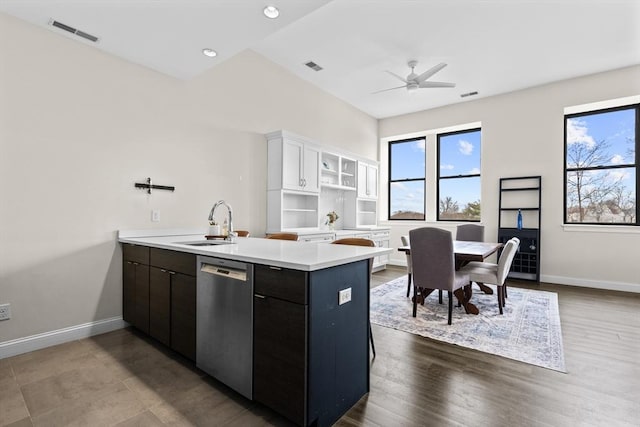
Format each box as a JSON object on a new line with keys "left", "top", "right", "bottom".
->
{"left": 436, "top": 127, "right": 482, "bottom": 222}
{"left": 563, "top": 103, "right": 639, "bottom": 226}
{"left": 388, "top": 137, "right": 426, "bottom": 221}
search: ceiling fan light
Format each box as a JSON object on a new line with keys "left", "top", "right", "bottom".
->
{"left": 407, "top": 83, "right": 419, "bottom": 93}
{"left": 263, "top": 6, "right": 280, "bottom": 19}
{"left": 202, "top": 48, "right": 217, "bottom": 57}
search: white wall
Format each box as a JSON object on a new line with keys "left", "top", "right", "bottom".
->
{"left": 379, "top": 65, "right": 640, "bottom": 292}
{"left": 0, "top": 12, "right": 377, "bottom": 343}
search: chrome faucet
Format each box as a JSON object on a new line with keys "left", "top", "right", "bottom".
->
{"left": 208, "top": 200, "right": 235, "bottom": 241}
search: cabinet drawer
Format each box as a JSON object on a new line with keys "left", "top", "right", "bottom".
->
{"left": 255, "top": 264, "right": 308, "bottom": 304}
{"left": 122, "top": 244, "right": 149, "bottom": 265}
{"left": 371, "top": 230, "right": 390, "bottom": 239}
{"left": 150, "top": 248, "right": 196, "bottom": 276}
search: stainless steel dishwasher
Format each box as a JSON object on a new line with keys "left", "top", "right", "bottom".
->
{"left": 196, "top": 256, "right": 254, "bottom": 399}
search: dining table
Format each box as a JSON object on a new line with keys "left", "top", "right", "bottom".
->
{"left": 398, "top": 240, "right": 503, "bottom": 315}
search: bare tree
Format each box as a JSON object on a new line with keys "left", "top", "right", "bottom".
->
{"left": 439, "top": 196, "right": 459, "bottom": 215}
{"left": 567, "top": 138, "right": 627, "bottom": 222}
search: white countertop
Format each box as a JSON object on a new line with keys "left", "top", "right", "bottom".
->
{"left": 118, "top": 230, "right": 393, "bottom": 272}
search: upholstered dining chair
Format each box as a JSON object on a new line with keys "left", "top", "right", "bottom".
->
{"left": 409, "top": 227, "right": 469, "bottom": 325}
{"left": 266, "top": 232, "right": 298, "bottom": 241}
{"left": 459, "top": 238, "right": 520, "bottom": 314}
{"left": 332, "top": 237, "right": 377, "bottom": 357}
{"left": 456, "top": 223, "right": 485, "bottom": 296}
{"left": 456, "top": 223, "right": 485, "bottom": 242}
{"left": 401, "top": 235, "right": 412, "bottom": 297}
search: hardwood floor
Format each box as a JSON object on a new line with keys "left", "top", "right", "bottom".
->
{"left": 1, "top": 266, "right": 639, "bottom": 426}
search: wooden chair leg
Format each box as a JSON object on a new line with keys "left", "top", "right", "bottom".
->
{"left": 498, "top": 286, "right": 504, "bottom": 315}
{"left": 369, "top": 322, "right": 376, "bottom": 358}
{"left": 406, "top": 273, "right": 412, "bottom": 297}
{"left": 504, "top": 284, "right": 508, "bottom": 300}
{"left": 412, "top": 285, "right": 418, "bottom": 317}
{"left": 438, "top": 289, "right": 443, "bottom": 304}
{"left": 447, "top": 291, "right": 453, "bottom": 325}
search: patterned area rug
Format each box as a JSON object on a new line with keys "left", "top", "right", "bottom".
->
{"left": 370, "top": 277, "right": 566, "bottom": 372}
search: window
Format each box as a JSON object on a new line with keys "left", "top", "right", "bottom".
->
{"left": 388, "top": 137, "right": 426, "bottom": 220}
{"left": 564, "top": 104, "right": 638, "bottom": 224}
{"left": 437, "top": 128, "right": 482, "bottom": 221}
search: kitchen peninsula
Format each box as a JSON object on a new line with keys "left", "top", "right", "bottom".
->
{"left": 119, "top": 230, "right": 392, "bottom": 427}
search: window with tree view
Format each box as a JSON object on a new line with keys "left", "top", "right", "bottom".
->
{"left": 437, "top": 128, "right": 481, "bottom": 221}
{"left": 389, "top": 137, "right": 425, "bottom": 220}
{"left": 565, "top": 104, "right": 638, "bottom": 225}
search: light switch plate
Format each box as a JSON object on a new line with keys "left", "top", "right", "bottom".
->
{"left": 0, "top": 303, "right": 11, "bottom": 321}
{"left": 339, "top": 288, "right": 352, "bottom": 305}
{"left": 151, "top": 210, "right": 160, "bottom": 222}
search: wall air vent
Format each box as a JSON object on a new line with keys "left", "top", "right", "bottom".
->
{"left": 305, "top": 61, "right": 323, "bottom": 72}
{"left": 460, "top": 91, "right": 479, "bottom": 98}
{"left": 49, "top": 19, "right": 99, "bottom": 42}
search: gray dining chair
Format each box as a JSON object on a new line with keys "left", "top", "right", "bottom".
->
{"left": 409, "top": 227, "right": 469, "bottom": 325}
{"left": 401, "top": 235, "right": 412, "bottom": 297}
{"left": 456, "top": 223, "right": 484, "bottom": 242}
{"left": 456, "top": 223, "right": 485, "bottom": 297}
{"left": 459, "top": 238, "right": 520, "bottom": 314}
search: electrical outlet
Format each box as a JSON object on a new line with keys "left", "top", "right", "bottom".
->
{"left": 151, "top": 210, "right": 160, "bottom": 222}
{"left": 338, "top": 288, "right": 352, "bottom": 305}
{"left": 0, "top": 303, "right": 11, "bottom": 321}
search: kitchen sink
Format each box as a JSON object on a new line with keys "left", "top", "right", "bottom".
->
{"left": 175, "top": 240, "right": 234, "bottom": 246}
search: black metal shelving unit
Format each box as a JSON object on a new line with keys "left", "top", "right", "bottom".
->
{"left": 498, "top": 176, "right": 541, "bottom": 282}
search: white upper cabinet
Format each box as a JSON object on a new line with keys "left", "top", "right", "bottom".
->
{"left": 357, "top": 161, "right": 378, "bottom": 199}
{"left": 320, "top": 152, "right": 357, "bottom": 191}
{"left": 268, "top": 131, "right": 320, "bottom": 194}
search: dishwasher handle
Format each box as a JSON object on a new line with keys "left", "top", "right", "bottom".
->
{"left": 201, "top": 263, "right": 247, "bottom": 281}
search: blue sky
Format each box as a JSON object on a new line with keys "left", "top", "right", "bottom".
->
{"left": 389, "top": 130, "right": 482, "bottom": 214}
{"left": 438, "top": 130, "right": 481, "bottom": 208}
{"left": 566, "top": 107, "right": 636, "bottom": 196}
{"left": 566, "top": 108, "right": 635, "bottom": 167}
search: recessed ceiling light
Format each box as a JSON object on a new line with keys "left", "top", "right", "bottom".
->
{"left": 202, "top": 48, "right": 217, "bottom": 58}
{"left": 263, "top": 5, "right": 280, "bottom": 19}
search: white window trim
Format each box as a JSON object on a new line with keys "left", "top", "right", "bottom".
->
{"left": 380, "top": 122, "right": 481, "bottom": 222}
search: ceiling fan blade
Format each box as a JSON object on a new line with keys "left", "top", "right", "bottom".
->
{"left": 415, "top": 62, "right": 447, "bottom": 83}
{"left": 419, "top": 81, "right": 456, "bottom": 88}
{"left": 371, "top": 85, "right": 406, "bottom": 94}
{"left": 385, "top": 70, "right": 408, "bottom": 83}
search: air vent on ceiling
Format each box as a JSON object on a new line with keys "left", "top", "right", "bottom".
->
{"left": 49, "top": 19, "right": 99, "bottom": 42}
{"left": 305, "top": 61, "right": 323, "bottom": 72}
{"left": 460, "top": 91, "right": 478, "bottom": 98}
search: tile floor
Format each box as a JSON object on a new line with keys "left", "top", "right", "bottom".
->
{"left": 0, "top": 327, "right": 297, "bottom": 427}
{"left": 1, "top": 267, "right": 403, "bottom": 426}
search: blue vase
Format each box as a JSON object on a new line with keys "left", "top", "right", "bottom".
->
{"left": 517, "top": 209, "right": 523, "bottom": 230}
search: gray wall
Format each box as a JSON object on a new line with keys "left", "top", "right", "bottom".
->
{"left": 379, "top": 65, "right": 640, "bottom": 291}
{"left": 0, "top": 13, "right": 377, "bottom": 342}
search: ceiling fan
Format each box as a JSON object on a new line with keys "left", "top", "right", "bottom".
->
{"left": 373, "top": 60, "right": 456, "bottom": 94}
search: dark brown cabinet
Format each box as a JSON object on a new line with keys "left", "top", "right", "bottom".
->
{"left": 149, "top": 267, "right": 171, "bottom": 347}
{"left": 122, "top": 245, "right": 196, "bottom": 360}
{"left": 149, "top": 248, "right": 197, "bottom": 360}
{"left": 170, "top": 272, "right": 196, "bottom": 360}
{"left": 122, "top": 244, "right": 150, "bottom": 334}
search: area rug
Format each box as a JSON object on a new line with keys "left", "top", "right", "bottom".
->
{"left": 370, "top": 277, "right": 566, "bottom": 372}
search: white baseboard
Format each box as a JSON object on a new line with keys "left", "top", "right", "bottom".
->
{"left": 385, "top": 260, "right": 639, "bottom": 293}
{"left": 540, "top": 275, "right": 640, "bottom": 293}
{"left": 0, "top": 316, "right": 126, "bottom": 359}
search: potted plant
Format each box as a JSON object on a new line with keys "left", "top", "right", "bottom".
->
{"left": 326, "top": 211, "right": 339, "bottom": 230}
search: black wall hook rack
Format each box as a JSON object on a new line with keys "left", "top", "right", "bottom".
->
{"left": 134, "top": 177, "right": 175, "bottom": 194}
